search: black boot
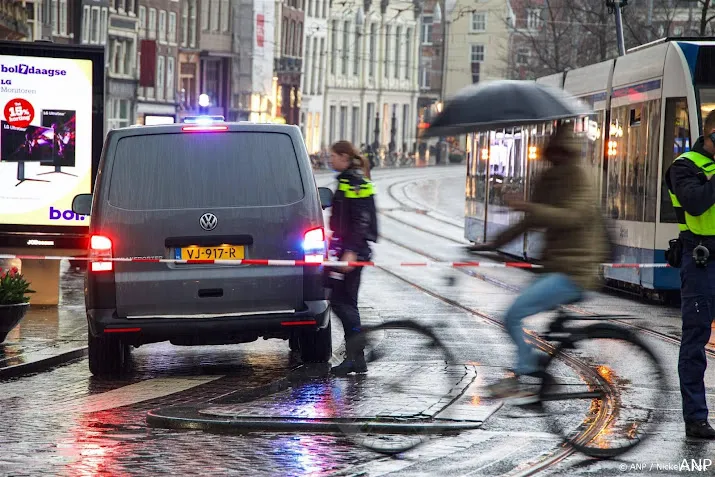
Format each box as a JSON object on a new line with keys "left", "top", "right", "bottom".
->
{"left": 685, "top": 420, "right": 715, "bottom": 439}
{"left": 330, "top": 339, "right": 367, "bottom": 376}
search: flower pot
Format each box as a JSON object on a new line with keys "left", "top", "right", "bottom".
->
{"left": 0, "top": 303, "right": 30, "bottom": 343}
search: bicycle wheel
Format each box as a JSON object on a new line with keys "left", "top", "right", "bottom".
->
{"left": 332, "top": 320, "right": 470, "bottom": 455}
{"left": 538, "top": 323, "right": 665, "bottom": 459}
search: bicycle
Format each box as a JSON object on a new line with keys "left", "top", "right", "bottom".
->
{"left": 333, "top": 307, "right": 665, "bottom": 459}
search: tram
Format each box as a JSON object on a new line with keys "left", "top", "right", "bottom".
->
{"left": 464, "top": 37, "right": 715, "bottom": 298}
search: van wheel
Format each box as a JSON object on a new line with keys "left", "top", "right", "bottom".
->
{"left": 298, "top": 320, "right": 332, "bottom": 363}
{"left": 88, "top": 333, "right": 128, "bottom": 377}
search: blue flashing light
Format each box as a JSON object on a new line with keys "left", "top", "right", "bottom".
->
{"left": 182, "top": 115, "right": 225, "bottom": 124}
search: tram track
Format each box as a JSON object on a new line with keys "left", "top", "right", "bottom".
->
{"left": 381, "top": 176, "right": 715, "bottom": 359}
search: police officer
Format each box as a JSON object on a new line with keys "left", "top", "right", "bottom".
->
{"left": 666, "top": 109, "right": 715, "bottom": 439}
{"left": 327, "top": 140, "right": 378, "bottom": 376}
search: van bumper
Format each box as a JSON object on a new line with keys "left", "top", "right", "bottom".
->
{"left": 87, "top": 300, "right": 330, "bottom": 341}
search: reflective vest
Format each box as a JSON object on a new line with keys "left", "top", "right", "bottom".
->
{"left": 337, "top": 178, "right": 376, "bottom": 199}
{"left": 668, "top": 150, "right": 715, "bottom": 235}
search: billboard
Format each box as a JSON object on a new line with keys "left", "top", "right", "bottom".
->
{"left": 252, "top": 1, "right": 275, "bottom": 97}
{"left": 0, "top": 41, "right": 104, "bottom": 249}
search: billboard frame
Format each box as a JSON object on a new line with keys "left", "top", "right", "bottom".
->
{"left": 0, "top": 40, "right": 105, "bottom": 250}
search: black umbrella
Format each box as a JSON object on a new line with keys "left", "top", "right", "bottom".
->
{"left": 422, "top": 80, "right": 591, "bottom": 138}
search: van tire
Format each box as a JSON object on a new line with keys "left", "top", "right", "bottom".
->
{"left": 298, "top": 320, "right": 332, "bottom": 363}
{"left": 88, "top": 333, "right": 127, "bottom": 377}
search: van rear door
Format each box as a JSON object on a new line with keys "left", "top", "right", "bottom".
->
{"left": 102, "top": 129, "right": 315, "bottom": 318}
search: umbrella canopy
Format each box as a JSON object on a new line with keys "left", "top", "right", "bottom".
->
{"left": 422, "top": 80, "right": 592, "bottom": 138}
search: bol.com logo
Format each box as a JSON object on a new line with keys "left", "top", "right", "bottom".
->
{"left": 49, "top": 206, "right": 85, "bottom": 221}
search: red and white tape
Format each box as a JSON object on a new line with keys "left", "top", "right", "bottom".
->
{"left": 0, "top": 254, "right": 670, "bottom": 269}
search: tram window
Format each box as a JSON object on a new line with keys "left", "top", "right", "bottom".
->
{"left": 660, "top": 97, "right": 690, "bottom": 224}
{"left": 630, "top": 107, "right": 642, "bottom": 126}
{"left": 697, "top": 88, "right": 715, "bottom": 128}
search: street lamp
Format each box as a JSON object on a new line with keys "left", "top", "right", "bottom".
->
{"left": 432, "top": 1, "right": 448, "bottom": 165}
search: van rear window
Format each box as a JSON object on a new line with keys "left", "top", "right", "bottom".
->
{"left": 108, "top": 132, "right": 305, "bottom": 209}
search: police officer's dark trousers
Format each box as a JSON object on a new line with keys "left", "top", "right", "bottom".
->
{"left": 679, "top": 239, "right": 715, "bottom": 423}
{"left": 331, "top": 267, "right": 364, "bottom": 343}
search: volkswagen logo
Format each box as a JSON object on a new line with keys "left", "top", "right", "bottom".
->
{"left": 199, "top": 213, "right": 218, "bottom": 231}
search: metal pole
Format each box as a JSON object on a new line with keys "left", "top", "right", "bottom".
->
{"left": 614, "top": 1, "right": 626, "bottom": 57}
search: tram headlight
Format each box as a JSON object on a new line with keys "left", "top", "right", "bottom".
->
{"left": 608, "top": 140, "right": 618, "bottom": 156}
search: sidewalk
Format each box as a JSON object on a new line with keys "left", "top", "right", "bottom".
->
{"left": 0, "top": 260, "right": 87, "bottom": 379}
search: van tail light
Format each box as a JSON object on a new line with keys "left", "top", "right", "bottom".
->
{"left": 303, "top": 227, "right": 326, "bottom": 263}
{"left": 90, "top": 235, "right": 113, "bottom": 272}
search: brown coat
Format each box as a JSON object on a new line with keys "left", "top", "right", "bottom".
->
{"left": 492, "top": 163, "right": 609, "bottom": 290}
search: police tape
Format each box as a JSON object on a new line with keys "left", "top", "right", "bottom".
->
{"left": 0, "top": 254, "right": 671, "bottom": 269}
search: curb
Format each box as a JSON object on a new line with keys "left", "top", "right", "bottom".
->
{"left": 146, "top": 406, "right": 484, "bottom": 434}
{"left": 0, "top": 346, "right": 87, "bottom": 380}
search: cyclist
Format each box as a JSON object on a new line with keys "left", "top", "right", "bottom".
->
{"left": 468, "top": 125, "right": 610, "bottom": 403}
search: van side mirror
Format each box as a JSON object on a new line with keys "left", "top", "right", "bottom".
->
{"left": 72, "top": 194, "right": 93, "bottom": 216}
{"left": 318, "top": 187, "right": 333, "bottom": 209}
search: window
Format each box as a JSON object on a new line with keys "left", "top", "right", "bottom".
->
{"left": 210, "top": 0, "right": 219, "bottom": 31}
{"left": 405, "top": 28, "right": 412, "bottom": 80}
{"left": 342, "top": 21, "right": 349, "bottom": 75}
{"left": 91, "top": 7, "right": 100, "bottom": 44}
{"left": 331, "top": 20, "right": 338, "bottom": 74}
{"left": 471, "top": 44, "right": 485, "bottom": 62}
{"left": 311, "top": 37, "right": 318, "bottom": 94}
{"left": 59, "top": 0, "right": 66, "bottom": 35}
{"left": 221, "top": 0, "right": 230, "bottom": 32}
{"left": 470, "top": 45, "right": 484, "bottom": 83}
{"left": 124, "top": 39, "right": 133, "bottom": 76}
{"left": 189, "top": 0, "right": 197, "bottom": 47}
{"left": 516, "top": 47, "right": 529, "bottom": 66}
{"left": 329, "top": 105, "right": 336, "bottom": 143}
{"left": 139, "top": 5, "right": 146, "bottom": 37}
{"left": 471, "top": 12, "right": 486, "bottom": 32}
{"left": 366, "top": 102, "right": 375, "bottom": 145}
{"left": 296, "top": 22, "right": 303, "bottom": 57}
{"left": 107, "top": 98, "right": 131, "bottom": 131}
{"left": 157, "top": 56, "right": 165, "bottom": 100}
{"left": 402, "top": 104, "right": 409, "bottom": 149}
{"left": 159, "top": 10, "right": 167, "bottom": 43}
{"left": 394, "top": 26, "right": 401, "bottom": 79}
{"left": 167, "top": 57, "right": 175, "bottom": 101}
{"left": 322, "top": 0, "right": 327, "bottom": 18}
{"left": 353, "top": 25, "right": 360, "bottom": 76}
{"left": 340, "top": 106, "right": 347, "bottom": 140}
{"left": 384, "top": 25, "right": 391, "bottom": 78}
{"left": 201, "top": 0, "right": 209, "bottom": 30}
{"left": 101, "top": 7, "right": 108, "bottom": 45}
{"left": 527, "top": 9, "right": 542, "bottom": 30}
{"left": 169, "top": 12, "right": 177, "bottom": 43}
{"left": 660, "top": 97, "right": 690, "bottom": 223}
{"left": 318, "top": 37, "right": 325, "bottom": 93}
{"left": 369, "top": 23, "right": 377, "bottom": 77}
{"left": 421, "top": 15, "right": 433, "bottom": 44}
{"left": 127, "top": 0, "right": 135, "bottom": 15}
{"left": 149, "top": 8, "right": 156, "bottom": 39}
{"left": 420, "top": 58, "right": 431, "bottom": 89}
{"left": 674, "top": 26, "right": 683, "bottom": 36}
{"left": 181, "top": 2, "right": 188, "bottom": 45}
{"left": 51, "top": 0, "right": 57, "bottom": 34}
{"left": 82, "top": 5, "right": 91, "bottom": 43}
{"left": 351, "top": 106, "right": 359, "bottom": 145}
{"left": 108, "top": 133, "right": 305, "bottom": 209}
{"left": 289, "top": 20, "right": 295, "bottom": 55}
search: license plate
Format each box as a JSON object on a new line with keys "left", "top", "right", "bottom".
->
{"left": 176, "top": 245, "right": 245, "bottom": 260}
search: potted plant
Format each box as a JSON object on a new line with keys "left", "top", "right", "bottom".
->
{"left": 0, "top": 267, "right": 34, "bottom": 343}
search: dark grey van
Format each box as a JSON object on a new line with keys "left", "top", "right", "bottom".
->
{"left": 72, "top": 122, "right": 334, "bottom": 376}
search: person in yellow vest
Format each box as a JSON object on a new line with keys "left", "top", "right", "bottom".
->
{"left": 665, "top": 109, "right": 715, "bottom": 439}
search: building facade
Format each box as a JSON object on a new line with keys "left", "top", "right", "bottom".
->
{"left": 136, "top": 0, "right": 181, "bottom": 124}
{"left": 443, "top": 0, "right": 510, "bottom": 98}
{"left": 274, "top": 0, "right": 304, "bottom": 126}
{"left": 177, "top": 0, "right": 199, "bottom": 120}
{"left": 236, "top": 0, "right": 275, "bottom": 122}
{"left": 299, "top": 0, "right": 327, "bottom": 153}
{"left": 1, "top": 0, "right": 30, "bottom": 40}
{"left": 197, "top": 0, "right": 236, "bottom": 119}
{"left": 324, "top": 0, "right": 420, "bottom": 160}
{"left": 105, "top": 0, "right": 138, "bottom": 132}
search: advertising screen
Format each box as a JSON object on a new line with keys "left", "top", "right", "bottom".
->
{"left": 0, "top": 42, "right": 103, "bottom": 248}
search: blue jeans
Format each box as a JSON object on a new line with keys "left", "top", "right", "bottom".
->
{"left": 505, "top": 273, "right": 584, "bottom": 375}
